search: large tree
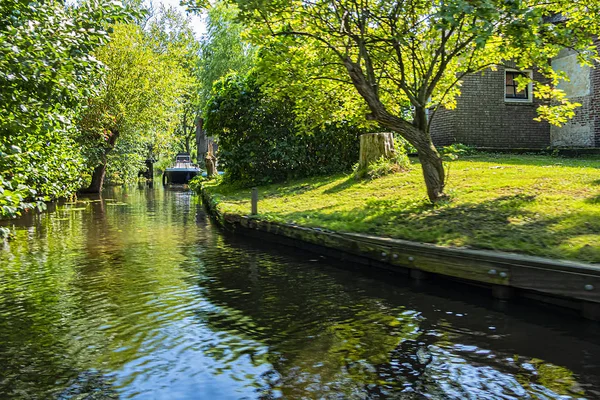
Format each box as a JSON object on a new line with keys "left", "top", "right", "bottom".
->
{"left": 80, "top": 22, "right": 191, "bottom": 193}
{"left": 147, "top": 5, "right": 203, "bottom": 157}
{"left": 193, "top": 0, "right": 600, "bottom": 202}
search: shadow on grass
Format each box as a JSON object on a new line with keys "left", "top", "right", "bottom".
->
{"left": 268, "top": 175, "right": 344, "bottom": 198}
{"left": 586, "top": 194, "right": 600, "bottom": 204}
{"left": 323, "top": 175, "right": 362, "bottom": 194}
{"left": 277, "top": 194, "right": 600, "bottom": 262}
{"left": 213, "top": 175, "right": 344, "bottom": 201}
{"left": 586, "top": 180, "right": 600, "bottom": 203}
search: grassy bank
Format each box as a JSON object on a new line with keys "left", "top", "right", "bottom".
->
{"left": 203, "top": 154, "right": 600, "bottom": 263}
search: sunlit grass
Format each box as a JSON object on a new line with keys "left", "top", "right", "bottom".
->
{"left": 204, "top": 154, "right": 600, "bottom": 263}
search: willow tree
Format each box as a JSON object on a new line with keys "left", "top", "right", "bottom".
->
{"left": 80, "top": 23, "right": 191, "bottom": 193}
{"left": 147, "top": 5, "right": 202, "bottom": 157}
{"left": 194, "top": 0, "right": 600, "bottom": 202}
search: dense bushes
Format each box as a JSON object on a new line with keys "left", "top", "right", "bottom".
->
{"left": 204, "top": 73, "right": 364, "bottom": 185}
{"left": 0, "top": 0, "right": 126, "bottom": 227}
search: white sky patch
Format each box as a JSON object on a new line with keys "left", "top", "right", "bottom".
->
{"left": 155, "top": 0, "right": 206, "bottom": 37}
{"left": 67, "top": 0, "right": 207, "bottom": 38}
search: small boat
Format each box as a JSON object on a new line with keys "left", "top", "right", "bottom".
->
{"left": 162, "top": 153, "right": 201, "bottom": 185}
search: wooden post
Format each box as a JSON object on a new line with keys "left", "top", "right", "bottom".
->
{"left": 147, "top": 159, "right": 154, "bottom": 180}
{"left": 251, "top": 188, "right": 258, "bottom": 215}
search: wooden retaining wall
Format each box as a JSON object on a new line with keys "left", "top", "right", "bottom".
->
{"left": 201, "top": 189, "right": 600, "bottom": 320}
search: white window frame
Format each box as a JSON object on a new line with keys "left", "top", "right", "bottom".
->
{"left": 504, "top": 69, "right": 533, "bottom": 103}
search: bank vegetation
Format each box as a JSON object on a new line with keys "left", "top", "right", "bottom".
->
{"left": 202, "top": 154, "right": 600, "bottom": 263}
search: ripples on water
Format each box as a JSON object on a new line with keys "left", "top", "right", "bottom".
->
{"left": 1, "top": 186, "right": 600, "bottom": 399}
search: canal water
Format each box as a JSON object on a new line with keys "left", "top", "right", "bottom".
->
{"left": 1, "top": 186, "right": 600, "bottom": 399}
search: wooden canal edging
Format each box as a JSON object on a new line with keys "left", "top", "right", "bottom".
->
{"left": 201, "top": 188, "right": 600, "bottom": 320}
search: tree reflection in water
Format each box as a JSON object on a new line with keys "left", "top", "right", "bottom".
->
{"left": 0, "top": 186, "right": 599, "bottom": 399}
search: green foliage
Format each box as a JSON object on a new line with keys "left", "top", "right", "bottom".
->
{"left": 395, "top": 135, "right": 417, "bottom": 155}
{"left": 195, "top": 0, "right": 600, "bottom": 202}
{"left": 147, "top": 5, "right": 200, "bottom": 70}
{"left": 353, "top": 157, "right": 404, "bottom": 181}
{"left": 1, "top": 0, "right": 201, "bottom": 214}
{"left": 0, "top": 0, "right": 127, "bottom": 219}
{"left": 440, "top": 144, "right": 477, "bottom": 161}
{"left": 205, "top": 72, "right": 364, "bottom": 185}
{"left": 188, "top": 175, "right": 205, "bottom": 192}
{"left": 198, "top": 1, "right": 256, "bottom": 108}
{"left": 204, "top": 154, "right": 600, "bottom": 263}
{"left": 105, "top": 136, "right": 147, "bottom": 185}
{"left": 254, "top": 41, "right": 374, "bottom": 133}
{"left": 147, "top": 5, "right": 203, "bottom": 158}
{"left": 79, "top": 22, "right": 193, "bottom": 186}
{"left": 226, "top": 0, "right": 600, "bottom": 128}
{"left": 0, "top": 172, "right": 45, "bottom": 239}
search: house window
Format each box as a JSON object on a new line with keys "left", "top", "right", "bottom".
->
{"left": 505, "top": 70, "right": 532, "bottom": 102}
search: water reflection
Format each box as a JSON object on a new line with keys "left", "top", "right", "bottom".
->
{"left": 1, "top": 186, "right": 599, "bottom": 399}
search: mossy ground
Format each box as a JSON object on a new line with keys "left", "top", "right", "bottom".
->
{"left": 203, "top": 154, "right": 600, "bottom": 263}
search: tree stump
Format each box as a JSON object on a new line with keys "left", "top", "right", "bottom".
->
{"left": 359, "top": 132, "right": 395, "bottom": 168}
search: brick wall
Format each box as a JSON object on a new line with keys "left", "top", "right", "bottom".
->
{"left": 428, "top": 107, "right": 455, "bottom": 146}
{"left": 430, "top": 67, "right": 551, "bottom": 149}
{"left": 549, "top": 45, "right": 598, "bottom": 147}
{"left": 593, "top": 38, "right": 600, "bottom": 147}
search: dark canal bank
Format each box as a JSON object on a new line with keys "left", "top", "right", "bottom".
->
{"left": 1, "top": 186, "right": 600, "bottom": 399}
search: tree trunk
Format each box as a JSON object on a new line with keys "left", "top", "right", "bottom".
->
{"left": 343, "top": 58, "right": 446, "bottom": 202}
{"left": 205, "top": 136, "right": 217, "bottom": 179}
{"left": 86, "top": 162, "right": 108, "bottom": 193}
{"left": 196, "top": 118, "right": 207, "bottom": 167}
{"left": 359, "top": 132, "right": 395, "bottom": 168}
{"left": 81, "top": 130, "right": 119, "bottom": 194}
{"left": 412, "top": 107, "right": 446, "bottom": 202}
{"left": 415, "top": 141, "right": 446, "bottom": 202}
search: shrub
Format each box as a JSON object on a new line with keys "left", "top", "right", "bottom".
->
{"left": 1, "top": 0, "right": 126, "bottom": 222}
{"left": 188, "top": 175, "right": 205, "bottom": 192}
{"left": 204, "top": 72, "right": 364, "bottom": 185}
{"left": 440, "top": 143, "right": 477, "bottom": 160}
{"left": 395, "top": 135, "right": 417, "bottom": 155}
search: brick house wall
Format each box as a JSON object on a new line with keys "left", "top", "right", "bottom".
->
{"left": 549, "top": 38, "right": 600, "bottom": 147}
{"left": 428, "top": 107, "right": 454, "bottom": 147}
{"left": 593, "top": 38, "right": 600, "bottom": 147}
{"left": 549, "top": 42, "right": 599, "bottom": 147}
{"left": 431, "top": 39, "right": 600, "bottom": 149}
{"left": 430, "top": 66, "right": 551, "bottom": 149}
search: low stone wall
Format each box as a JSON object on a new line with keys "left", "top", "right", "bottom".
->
{"left": 200, "top": 187, "right": 600, "bottom": 320}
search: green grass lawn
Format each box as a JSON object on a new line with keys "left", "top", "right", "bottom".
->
{"left": 203, "top": 154, "right": 600, "bottom": 263}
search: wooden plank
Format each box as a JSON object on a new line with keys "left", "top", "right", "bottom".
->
{"left": 210, "top": 194, "right": 600, "bottom": 308}
{"left": 511, "top": 266, "right": 600, "bottom": 303}
{"left": 341, "top": 232, "right": 600, "bottom": 276}
{"left": 238, "top": 217, "right": 511, "bottom": 285}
